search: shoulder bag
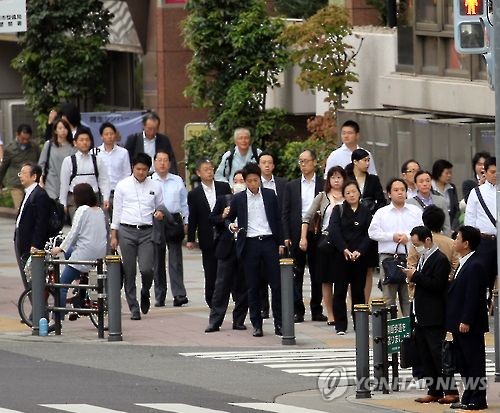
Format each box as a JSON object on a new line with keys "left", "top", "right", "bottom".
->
{"left": 382, "top": 242, "right": 408, "bottom": 284}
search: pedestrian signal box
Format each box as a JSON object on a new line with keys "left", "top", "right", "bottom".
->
{"left": 454, "top": 0, "right": 489, "bottom": 54}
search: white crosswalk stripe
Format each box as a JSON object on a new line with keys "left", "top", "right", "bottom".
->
{"left": 0, "top": 408, "right": 25, "bottom": 413}
{"left": 41, "top": 405, "right": 126, "bottom": 413}
{"left": 136, "top": 404, "right": 229, "bottom": 412}
{"left": 180, "top": 348, "right": 497, "bottom": 380}
{"left": 230, "top": 403, "right": 329, "bottom": 413}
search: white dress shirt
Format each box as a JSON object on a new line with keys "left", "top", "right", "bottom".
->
{"left": 464, "top": 181, "right": 496, "bottom": 235}
{"left": 324, "top": 144, "right": 377, "bottom": 177}
{"left": 59, "top": 151, "right": 111, "bottom": 207}
{"left": 97, "top": 144, "right": 131, "bottom": 190}
{"left": 262, "top": 175, "right": 277, "bottom": 194}
{"left": 143, "top": 132, "right": 156, "bottom": 170}
{"left": 301, "top": 174, "right": 316, "bottom": 219}
{"left": 16, "top": 183, "right": 37, "bottom": 228}
{"left": 111, "top": 175, "right": 163, "bottom": 229}
{"left": 201, "top": 181, "right": 216, "bottom": 212}
{"left": 152, "top": 172, "right": 189, "bottom": 224}
{"left": 368, "top": 202, "right": 423, "bottom": 254}
{"left": 246, "top": 188, "right": 273, "bottom": 237}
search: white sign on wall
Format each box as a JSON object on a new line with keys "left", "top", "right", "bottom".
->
{"left": 0, "top": 0, "right": 27, "bottom": 33}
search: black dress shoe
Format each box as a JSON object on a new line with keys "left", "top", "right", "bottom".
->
{"left": 140, "top": 294, "right": 150, "bottom": 314}
{"left": 274, "top": 325, "right": 282, "bottom": 336}
{"left": 173, "top": 295, "right": 189, "bottom": 307}
{"left": 130, "top": 313, "right": 141, "bottom": 320}
{"left": 450, "top": 402, "right": 468, "bottom": 409}
{"left": 294, "top": 314, "right": 304, "bottom": 323}
{"left": 232, "top": 324, "right": 247, "bottom": 330}
{"left": 205, "top": 325, "right": 220, "bottom": 333}
{"left": 312, "top": 314, "right": 328, "bottom": 322}
{"left": 465, "top": 402, "right": 488, "bottom": 410}
{"left": 154, "top": 302, "right": 165, "bottom": 308}
{"left": 252, "top": 327, "right": 263, "bottom": 337}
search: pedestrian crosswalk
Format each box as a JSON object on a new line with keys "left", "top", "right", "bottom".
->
{"left": 180, "top": 348, "right": 497, "bottom": 381}
{"left": 0, "top": 403, "right": 330, "bottom": 413}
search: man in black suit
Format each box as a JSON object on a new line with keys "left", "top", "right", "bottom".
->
{"left": 446, "top": 226, "right": 489, "bottom": 410}
{"left": 403, "top": 226, "right": 459, "bottom": 405}
{"left": 187, "top": 159, "right": 231, "bottom": 307}
{"left": 226, "top": 163, "right": 284, "bottom": 337}
{"left": 124, "top": 111, "right": 177, "bottom": 174}
{"left": 282, "top": 149, "right": 326, "bottom": 322}
{"left": 14, "top": 162, "right": 51, "bottom": 290}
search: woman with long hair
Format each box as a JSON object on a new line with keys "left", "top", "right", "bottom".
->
{"left": 299, "top": 166, "right": 346, "bottom": 326}
{"left": 38, "top": 117, "right": 75, "bottom": 200}
{"left": 329, "top": 180, "right": 372, "bottom": 334}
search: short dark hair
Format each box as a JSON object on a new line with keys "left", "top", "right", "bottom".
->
{"left": 484, "top": 156, "right": 496, "bottom": 172}
{"left": 59, "top": 102, "right": 81, "bottom": 127}
{"left": 22, "top": 161, "right": 42, "bottom": 183}
{"left": 132, "top": 153, "right": 152, "bottom": 169}
{"left": 258, "top": 151, "right": 275, "bottom": 164}
{"left": 325, "top": 166, "right": 347, "bottom": 192}
{"left": 17, "top": 124, "right": 33, "bottom": 135}
{"left": 233, "top": 169, "right": 244, "bottom": 179}
{"left": 431, "top": 159, "right": 453, "bottom": 181}
{"left": 142, "top": 111, "right": 160, "bottom": 125}
{"left": 99, "top": 121, "right": 117, "bottom": 136}
{"left": 422, "top": 205, "right": 446, "bottom": 232}
{"left": 73, "top": 183, "right": 98, "bottom": 207}
{"left": 195, "top": 158, "right": 213, "bottom": 171}
{"left": 341, "top": 120, "right": 360, "bottom": 134}
{"left": 471, "top": 151, "right": 491, "bottom": 173}
{"left": 51, "top": 117, "right": 72, "bottom": 147}
{"left": 154, "top": 150, "right": 170, "bottom": 161}
{"left": 414, "top": 170, "right": 432, "bottom": 184}
{"left": 74, "top": 126, "right": 95, "bottom": 148}
{"left": 342, "top": 179, "right": 361, "bottom": 197}
{"left": 401, "top": 159, "right": 420, "bottom": 174}
{"left": 386, "top": 177, "right": 408, "bottom": 193}
{"left": 457, "top": 225, "right": 481, "bottom": 251}
{"left": 410, "top": 225, "right": 433, "bottom": 242}
{"left": 242, "top": 162, "right": 261, "bottom": 179}
{"left": 301, "top": 149, "right": 317, "bottom": 161}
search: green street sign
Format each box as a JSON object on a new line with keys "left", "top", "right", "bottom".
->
{"left": 387, "top": 316, "right": 411, "bottom": 354}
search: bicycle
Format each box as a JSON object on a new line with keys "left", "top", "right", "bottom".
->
{"left": 18, "top": 234, "right": 109, "bottom": 331}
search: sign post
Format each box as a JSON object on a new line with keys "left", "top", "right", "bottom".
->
{"left": 387, "top": 316, "right": 411, "bottom": 354}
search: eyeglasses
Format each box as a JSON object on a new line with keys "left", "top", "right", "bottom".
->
{"left": 404, "top": 169, "right": 417, "bottom": 174}
{"left": 298, "top": 159, "right": 313, "bottom": 165}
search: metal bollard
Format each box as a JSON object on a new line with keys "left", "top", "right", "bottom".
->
{"left": 280, "top": 258, "right": 296, "bottom": 345}
{"left": 105, "top": 255, "right": 122, "bottom": 342}
{"left": 494, "top": 290, "right": 500, "bottom": 382}
{"left": 371, "top": 299, "right": 389, "bottom": 393}
{"left": 354, "top": 304, "right": 371, "bottom": 399}
{"left": 31, "top": 251, "right": 46, "bottom": 336}
{"left": 389, "top": 305, "right": 399, "bottom": 391}
{"left": 96, "top": 259, "right": 105, "bottom": 339}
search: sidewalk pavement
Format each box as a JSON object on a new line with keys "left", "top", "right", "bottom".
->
{"left": 0, "top": 211, "right": 498, "bottom": 411}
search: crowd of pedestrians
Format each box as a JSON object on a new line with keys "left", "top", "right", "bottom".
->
{"left": 5, "top": 112, "right": 495, "bottom": 409}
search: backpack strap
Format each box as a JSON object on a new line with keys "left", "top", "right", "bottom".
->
{"left": 68, "top": 154, "right": 100, "bottom": 188}
{"left": 222, "top": 147, "right": 236, "bottom": 178}
{"left": 43, "top": 142, "right": 52, "bottom": 179}
{"left": 474, "top": 186, "right": 496, "bottom": 227}
{"left": 413, "top": 195, "right": 427, "bottom": 209}
{"left": 69, "top": 154, "right": 77, "bottom": 185}
{"left": 91, "top": 154, "right": 99, "bottom": 181}
{"left": 251, "top": 145, "right": 259, "bottom": 162}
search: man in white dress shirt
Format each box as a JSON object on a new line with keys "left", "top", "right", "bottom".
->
{"left": 368, "top": 178, "right": 423, "bottom": 316}
{"left": 465, "top": 156, "right": 497, "bottom": 307}
{"left": 59, "top": 127, "right": 110, "bottom": 221}
{"left": 110, "top": 153, "right": 165, "bottom": 320}
{"left": 324, "top": 120, "right": 377, "bottom": 177}
{"left": 152, "top": 150, "right": 189, "bottom": 308}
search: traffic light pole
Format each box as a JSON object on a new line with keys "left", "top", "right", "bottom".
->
{"left": 495, "top": 0, "right": 500, "bottom": 383}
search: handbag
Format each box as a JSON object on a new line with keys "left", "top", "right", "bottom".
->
{"left": 317, "top": 232, "right": 333, "bottom": 253}
{"left": 442, "top": 338, "right": 456, "bottom": 376}
{"left": 381, "top": 243, "right": 408, "bottom": 284}
{"left": 400, "top": 330, "right": 420, "bottom": 368}
{"left": 310, "top": 211, "right": 322, "bottom": 234}
{"left": 165, "top": 212, "right": 185, "bottom": 243}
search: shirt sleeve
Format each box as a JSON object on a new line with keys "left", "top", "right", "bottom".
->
{"left": 111, "top": 183, "right": 123, "bottom": 230}
{"left": 38, "top": 141, "right": 49, "bottom": 170}
{"left": 464, "top": 188, "right": 478, "bottom": 227}
{"left": 368, "top": 209, "right": 394, "bottom": 242}
{"left": 96, "top": 157, "right": 111, "bottom": 202}
{"left": 59, "top": 156, "right": 71, "bottom": 206}
{"left": 214, "top": 151, "right": 230, "bottom": 183}
{"left": 60, "top": 205, "right": 87, "bottom": 251}
{"left": 179, "top": 182, "right": 189, "bottom": 224}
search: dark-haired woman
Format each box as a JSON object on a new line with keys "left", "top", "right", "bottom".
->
{"left": 299, "top": 166, "right": 346, "bottom": 325}
{"left": 431, "top": 159, "right": 460, "bottom": 231}
{"left": 38, "top": 117, "right": 75, "bottom": 200}
{"left": 329, "top": 180, "right": 372, "bottom": 335}
{"left": 51, "top": 183, "right": 107, "bottom": 315}
{"left": 346, "top": 149, "right": 386, "bottom": 302}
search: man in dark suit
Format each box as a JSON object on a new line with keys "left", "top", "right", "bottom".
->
{"left": 446, "top": 226, "right": 489, "bottom": 410}
{"left": 187, "top": 159, "right": 231, "bottom": 307}
{"left": 124, "top": 111, "right": 177, "bottom": 174}
{"left": 282, "top": 149, "right": 326, "bottom": 322}
{"left": 403, "top": 226, "right": 459, "bottom": 405}
{"left": 14, "top": 162, "right": 51, "bottom": 290}
{"left": 226, "top": 163, "right": 284, "bottom": 337}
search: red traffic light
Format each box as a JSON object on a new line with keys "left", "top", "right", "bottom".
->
{"left": 460, "top": 0, "right": 484, "bottom": 16}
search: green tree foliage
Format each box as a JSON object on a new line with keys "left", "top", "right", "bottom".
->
{"left": 11, "top": 0, "right": 112, "bottom": 131}
{"left": 274, "top": 0, "right": 328, "bottom": 19}
{"left": 182, "top": 0, "right": 292, "bottom": 152}
{"left": 281, "top": 5, "right": 362, "bottom": 112}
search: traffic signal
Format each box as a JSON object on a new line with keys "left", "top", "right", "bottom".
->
{"left": 453, "top": 0, "right": 490, "bottom": 54}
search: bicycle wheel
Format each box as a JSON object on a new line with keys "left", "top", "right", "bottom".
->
{"left": 88, "top": 296, "right": 109, "bottom": 331}
{"left": 18, "top": 288, "right": 57, "bottom": 329}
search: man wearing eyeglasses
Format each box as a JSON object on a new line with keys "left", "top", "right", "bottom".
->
{"left": 282, "top": 150, "right": 327, "bottom": 323}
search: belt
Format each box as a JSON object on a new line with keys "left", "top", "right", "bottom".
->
{"left": 480, "top": 233, "right": 496, "bottom": 241}
{"left": 121, "top": 223, "right": 153, "bottom": 230}
{"left": 247, "top": 235, "right": 273, "bottom": 241}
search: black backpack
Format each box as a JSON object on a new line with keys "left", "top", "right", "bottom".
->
{"left": 47, "top": 199, "right": 66, "bottom": 237}
{"left": 222, "top": 145, "right": 259, "bottom": 178}
{"left": 69, "top": 153, "right": 99, "bottom": 185}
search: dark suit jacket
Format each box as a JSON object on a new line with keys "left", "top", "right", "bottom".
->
{"left": 14, "top": 185, "right": 51, "bottom": 255}
{"left": 226, "top": 188, "right": 284, "bottom": 258}
{"left": 360, "top": 174, "right": 386, "bottom": 214}
{"left": 446, "top": 254, "right": 489, "bottom": 334}
{"left": 187, "top": 181, "right": 231, "bottom": 251}
{"left": 447, "top": 184, "right": 460, "bottom": 231}
{"left": 209, "top": 194, "right": 235, "bottom": 259}
{"left": 124, "top": 132, "right": 178, "bottom": 174}
{"left": 282, "top": 175, "right": 324, "bottom": 246}
{"left": 412, "top": 248, "right": 450, "bottom": 327}
{"left": 274, "top": 176, "right": 288, "bottom": 207}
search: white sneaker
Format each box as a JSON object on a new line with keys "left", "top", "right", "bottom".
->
{"left": 337, "top": 330, "right": 346, "bottom": 335}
